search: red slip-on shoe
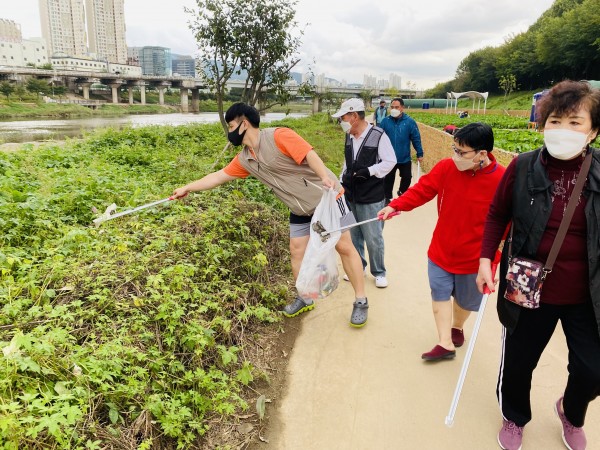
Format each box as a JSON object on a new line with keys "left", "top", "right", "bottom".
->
{"left": 421, "top": 345, "right": 456, "bottom": 361}
{"left": 451, "top": 328, "right": 465, "bottom": 347}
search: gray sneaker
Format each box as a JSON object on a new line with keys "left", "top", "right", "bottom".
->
{"left": 350, "top": 298, "right": 368, "bottom": 327}
{"left": 282, "top": 297, "right": 314, "bottom": 318}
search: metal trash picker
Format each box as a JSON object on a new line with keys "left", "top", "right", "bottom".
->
{"left": 92, "top": 197, "right": 175, "bottom": 226}
{"left": 313, "top": 211, "right": 401, "bottom": 242}
{"left": 445, "top": 253, "right": 501, "bottom": 427}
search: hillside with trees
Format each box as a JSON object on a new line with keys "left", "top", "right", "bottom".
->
{"left": 427, "top": 0, "right": 600, "bottom": 97}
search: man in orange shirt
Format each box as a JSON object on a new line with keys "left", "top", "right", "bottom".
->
{"left": 172, "top": 103, "right": 370, "bottom": 327}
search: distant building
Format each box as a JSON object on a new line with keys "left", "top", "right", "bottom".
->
{"left": 389, "top": 73, "right": 402, "bottom": 89}
{"left": 0, "top": 19, "right": 22, "bottom": 43}
{"left": 171, "top": 54, "right": 195, "bottom": 77}
{"left": 363, "top": 74, "right": 377, "bottom": 89}
{"left": 39, "top": 0, "right": 88, "bottom": 59}
{"left": 139, "top": 46, "right": 171, "bottom": 76}
{"left": 85, "top": 0, "right": 127, "bottom": 64}
{"left": 39, "top": 0, "right": 127, "bottom": 64}
{"left": 0, "top": 17, "right": 49, "bottom": 67}
{"left": 50, "top": 54, "right": 141, "bottom": 76}
{"left": 127, "top": 46, "right": 140, "bottom": 66}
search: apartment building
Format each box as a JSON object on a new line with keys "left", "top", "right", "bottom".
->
{"left": 85, "top": 0, "right": 127, "bottom": 64}
{"left": 39, "top": 0, "right": 127, "bottom": 63}
{"left": 39, "top": 0, "right": 88, "bottom": 59}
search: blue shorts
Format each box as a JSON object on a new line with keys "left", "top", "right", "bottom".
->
{"left": 427, "top": 259, "right": 482, "bottom": 311}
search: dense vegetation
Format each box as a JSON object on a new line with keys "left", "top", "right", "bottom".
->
{"left": 0, "top": 117, "right": 345, "bottom": 449}
{"left": 427, "top": 0, "right": 600, "bottom": 96}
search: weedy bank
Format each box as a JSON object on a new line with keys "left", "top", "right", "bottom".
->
{"left": 0, "top": 115, "right": 343, "bottom": 449}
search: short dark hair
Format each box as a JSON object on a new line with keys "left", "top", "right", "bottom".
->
{"left": 392, "top": 97, "right": 404, "bottom": 106}
{"left": 536, "top": 80, "right": 600, "bottom": 136}
{"left": 225, "top": 102, "right": 260, "bottom": 128}
{"left": 453, "top": 122, "right": 494, "bottom": 151}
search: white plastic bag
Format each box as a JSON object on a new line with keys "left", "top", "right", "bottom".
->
{"left": 295, "top": 189, "right": 342, "bottom": 301}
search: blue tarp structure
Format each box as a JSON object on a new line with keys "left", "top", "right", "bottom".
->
{"left": 529, "top": 91, "right": 549, "bottom": 124}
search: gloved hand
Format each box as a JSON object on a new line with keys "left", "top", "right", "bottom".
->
{"left": 353, "top": 168, "right": 370, "bottom": 182}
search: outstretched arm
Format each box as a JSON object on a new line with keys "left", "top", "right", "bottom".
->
{"left": 172, "top": 169, "right": 237, "bottom": 199}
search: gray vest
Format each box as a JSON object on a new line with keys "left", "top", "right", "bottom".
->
{"left": 237, "top": 128, "right": 342, "bottom": 216}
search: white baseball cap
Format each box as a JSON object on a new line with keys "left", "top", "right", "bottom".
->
{"left": 331, "top": 98, "right": 365, "bottom": 118}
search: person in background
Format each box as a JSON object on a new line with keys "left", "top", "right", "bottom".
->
{"left": 380, "top": 98, "right": 424, "bottom": 205}
{"left": 333, "top": 98, "right": 396, "bottom": 291}
{"left": 477, "top": 80, "right": 600, "bottom": 450}
{"left": 378, "top": 123, "right": 505, "bottom": 361}
{"left": 172, "top": 102, "right": 369, "bottom": 327}
{"left": 374, "top": 99, "right": 388, "bottom": 126}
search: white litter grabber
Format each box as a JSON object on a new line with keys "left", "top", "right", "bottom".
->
{"left": 93, "top": 197, "right": 174, "bottom": 226}
{"left": 313, "top": 211, "right": 400, "bottom": 242}
{"left": 445, "top": 254, "right": 500, "bottom": 427}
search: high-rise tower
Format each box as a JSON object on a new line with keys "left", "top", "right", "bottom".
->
{"left": 39, "top": 0, "right": 127, "bottom": 63}
{"left": 85, "top": 0, "right": 127, "bottom": 64}
{"left": 39, "top": 0, "right": 88, "bottom": 58}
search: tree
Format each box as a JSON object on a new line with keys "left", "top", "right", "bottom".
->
{"left": 499, "top": 73, "right": 517, "bottom": 111}
{"left": 0, "top": 81, "right": 15, "bottom": 100}
{"left": 187, "top": 0, "right": 304, "bottom": 132}
{"left": 53, "top": 85, "right": 66, "bottom": 100}
{"left": 25, "top": 78, "right": 50, "bottom": 99}
{"left": 384, "top": 87, "right": 400, "bottom": 99}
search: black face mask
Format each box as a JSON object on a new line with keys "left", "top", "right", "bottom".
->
{"left": 227, "top": 121, "right": 246, "bottom": 146}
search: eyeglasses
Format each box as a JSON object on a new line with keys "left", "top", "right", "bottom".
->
{"left": 452, "top": 144, "right": 477, "bottom": 158}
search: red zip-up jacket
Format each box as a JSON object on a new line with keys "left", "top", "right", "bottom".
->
{"left": 388, "top": 154, "right": 505, "bottom": 273}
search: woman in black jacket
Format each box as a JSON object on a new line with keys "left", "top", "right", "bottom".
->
{"left": 477, "top": 80, "right": 600, "bottom": 450}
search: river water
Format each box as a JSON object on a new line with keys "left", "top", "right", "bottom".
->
{"left": 0, "top": 112, "right": 308, "bottom": 144}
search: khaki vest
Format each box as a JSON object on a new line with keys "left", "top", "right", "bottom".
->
{"left": 237, "top": 128, "right": 342, "bottom": 216}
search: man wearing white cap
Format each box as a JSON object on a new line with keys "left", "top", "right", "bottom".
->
{"left": 332, "top": 98, "right": 396, "bottom": 292}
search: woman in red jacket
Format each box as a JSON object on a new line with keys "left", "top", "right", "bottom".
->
{"left": 379, "top": 123, "right": 505, "bottom": 361}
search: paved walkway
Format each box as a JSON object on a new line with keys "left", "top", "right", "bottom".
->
{"left": 263, "top": 173, "right": 600, "bottom": 449}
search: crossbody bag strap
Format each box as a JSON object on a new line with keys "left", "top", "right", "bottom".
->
{"left": 545, "top": 150, "right": 593, "bottom": 272}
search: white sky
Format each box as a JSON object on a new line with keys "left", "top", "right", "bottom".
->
{"left": 6, "top": 0, "right": 555, "bottom": 89}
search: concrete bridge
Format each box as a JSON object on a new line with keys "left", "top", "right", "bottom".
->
{"left": 0, "top": 67, "right": 417, "bottom": 113}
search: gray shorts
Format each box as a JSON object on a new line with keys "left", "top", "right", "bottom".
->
{"left": 427, "top": 259, "right": 482, "bottom": 311}
{"left": 289, "top": 197, "right": 356, "bottom": 239}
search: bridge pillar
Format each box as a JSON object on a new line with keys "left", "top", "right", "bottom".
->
{"left": 180, "top": 88, "right": 189, "bottom": 113}
{"left": 312, "top": 96, "right": 322, "bottom": 113}
{"left": 191, "top": 89, "right": 199, "bottom": 113}
{"left": 108, "top": 83, "right": 121, "bottom": 104}
{"left": 157, "top": 86, "right": 166, "bottom": 105}
{"left": 79, "top": 82, "right": 93, "bottom": 100}
{"left": 128, "top": 86, "right": 134, "bottom": 104}
{"left": 140, "top": 85, "right": 146, "bottom": 105}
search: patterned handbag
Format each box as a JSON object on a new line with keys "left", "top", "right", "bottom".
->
{"left": 504, "top": 150, "right": 592, "bottom": 309}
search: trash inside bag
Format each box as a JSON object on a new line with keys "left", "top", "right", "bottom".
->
{"left": 296, "top": 189, "right": 342, "bottom": 300}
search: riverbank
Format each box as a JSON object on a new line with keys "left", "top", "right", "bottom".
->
{"left": 0, "top": 101, "right": 176, "bottom": 119}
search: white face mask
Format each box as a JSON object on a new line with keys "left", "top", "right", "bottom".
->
{"left": 390, "top": 109, "right": 401, "bottom": 118}
{"left": 452, "top": 151, "right": 476, "bottom": 171}
{"left": 544, "top": 129, "right": 590, "bottom": 160}
{"left": 340, "top": 120, "right": 352, "bottom": 133}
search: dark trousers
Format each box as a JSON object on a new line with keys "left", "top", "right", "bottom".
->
{"left": 497, "top": 302, "right": 600, "bottom": 427}
{"left": 384, "top": 162, "right": 412, "bottom": 201}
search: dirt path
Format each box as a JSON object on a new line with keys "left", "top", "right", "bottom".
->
{"left": 259, "top": 175, "right": 600, "bottom": 449}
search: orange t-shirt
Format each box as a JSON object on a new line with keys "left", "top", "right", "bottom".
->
{"left": 223, "top": 128, "right": 313, "bottom": 178}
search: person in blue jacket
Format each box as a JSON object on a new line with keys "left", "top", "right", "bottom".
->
{"left": 380, "top": 98, "right": 424, "bottom": 204}
{"left": 374, "top": 99, "right": 388, "bottom": 126}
